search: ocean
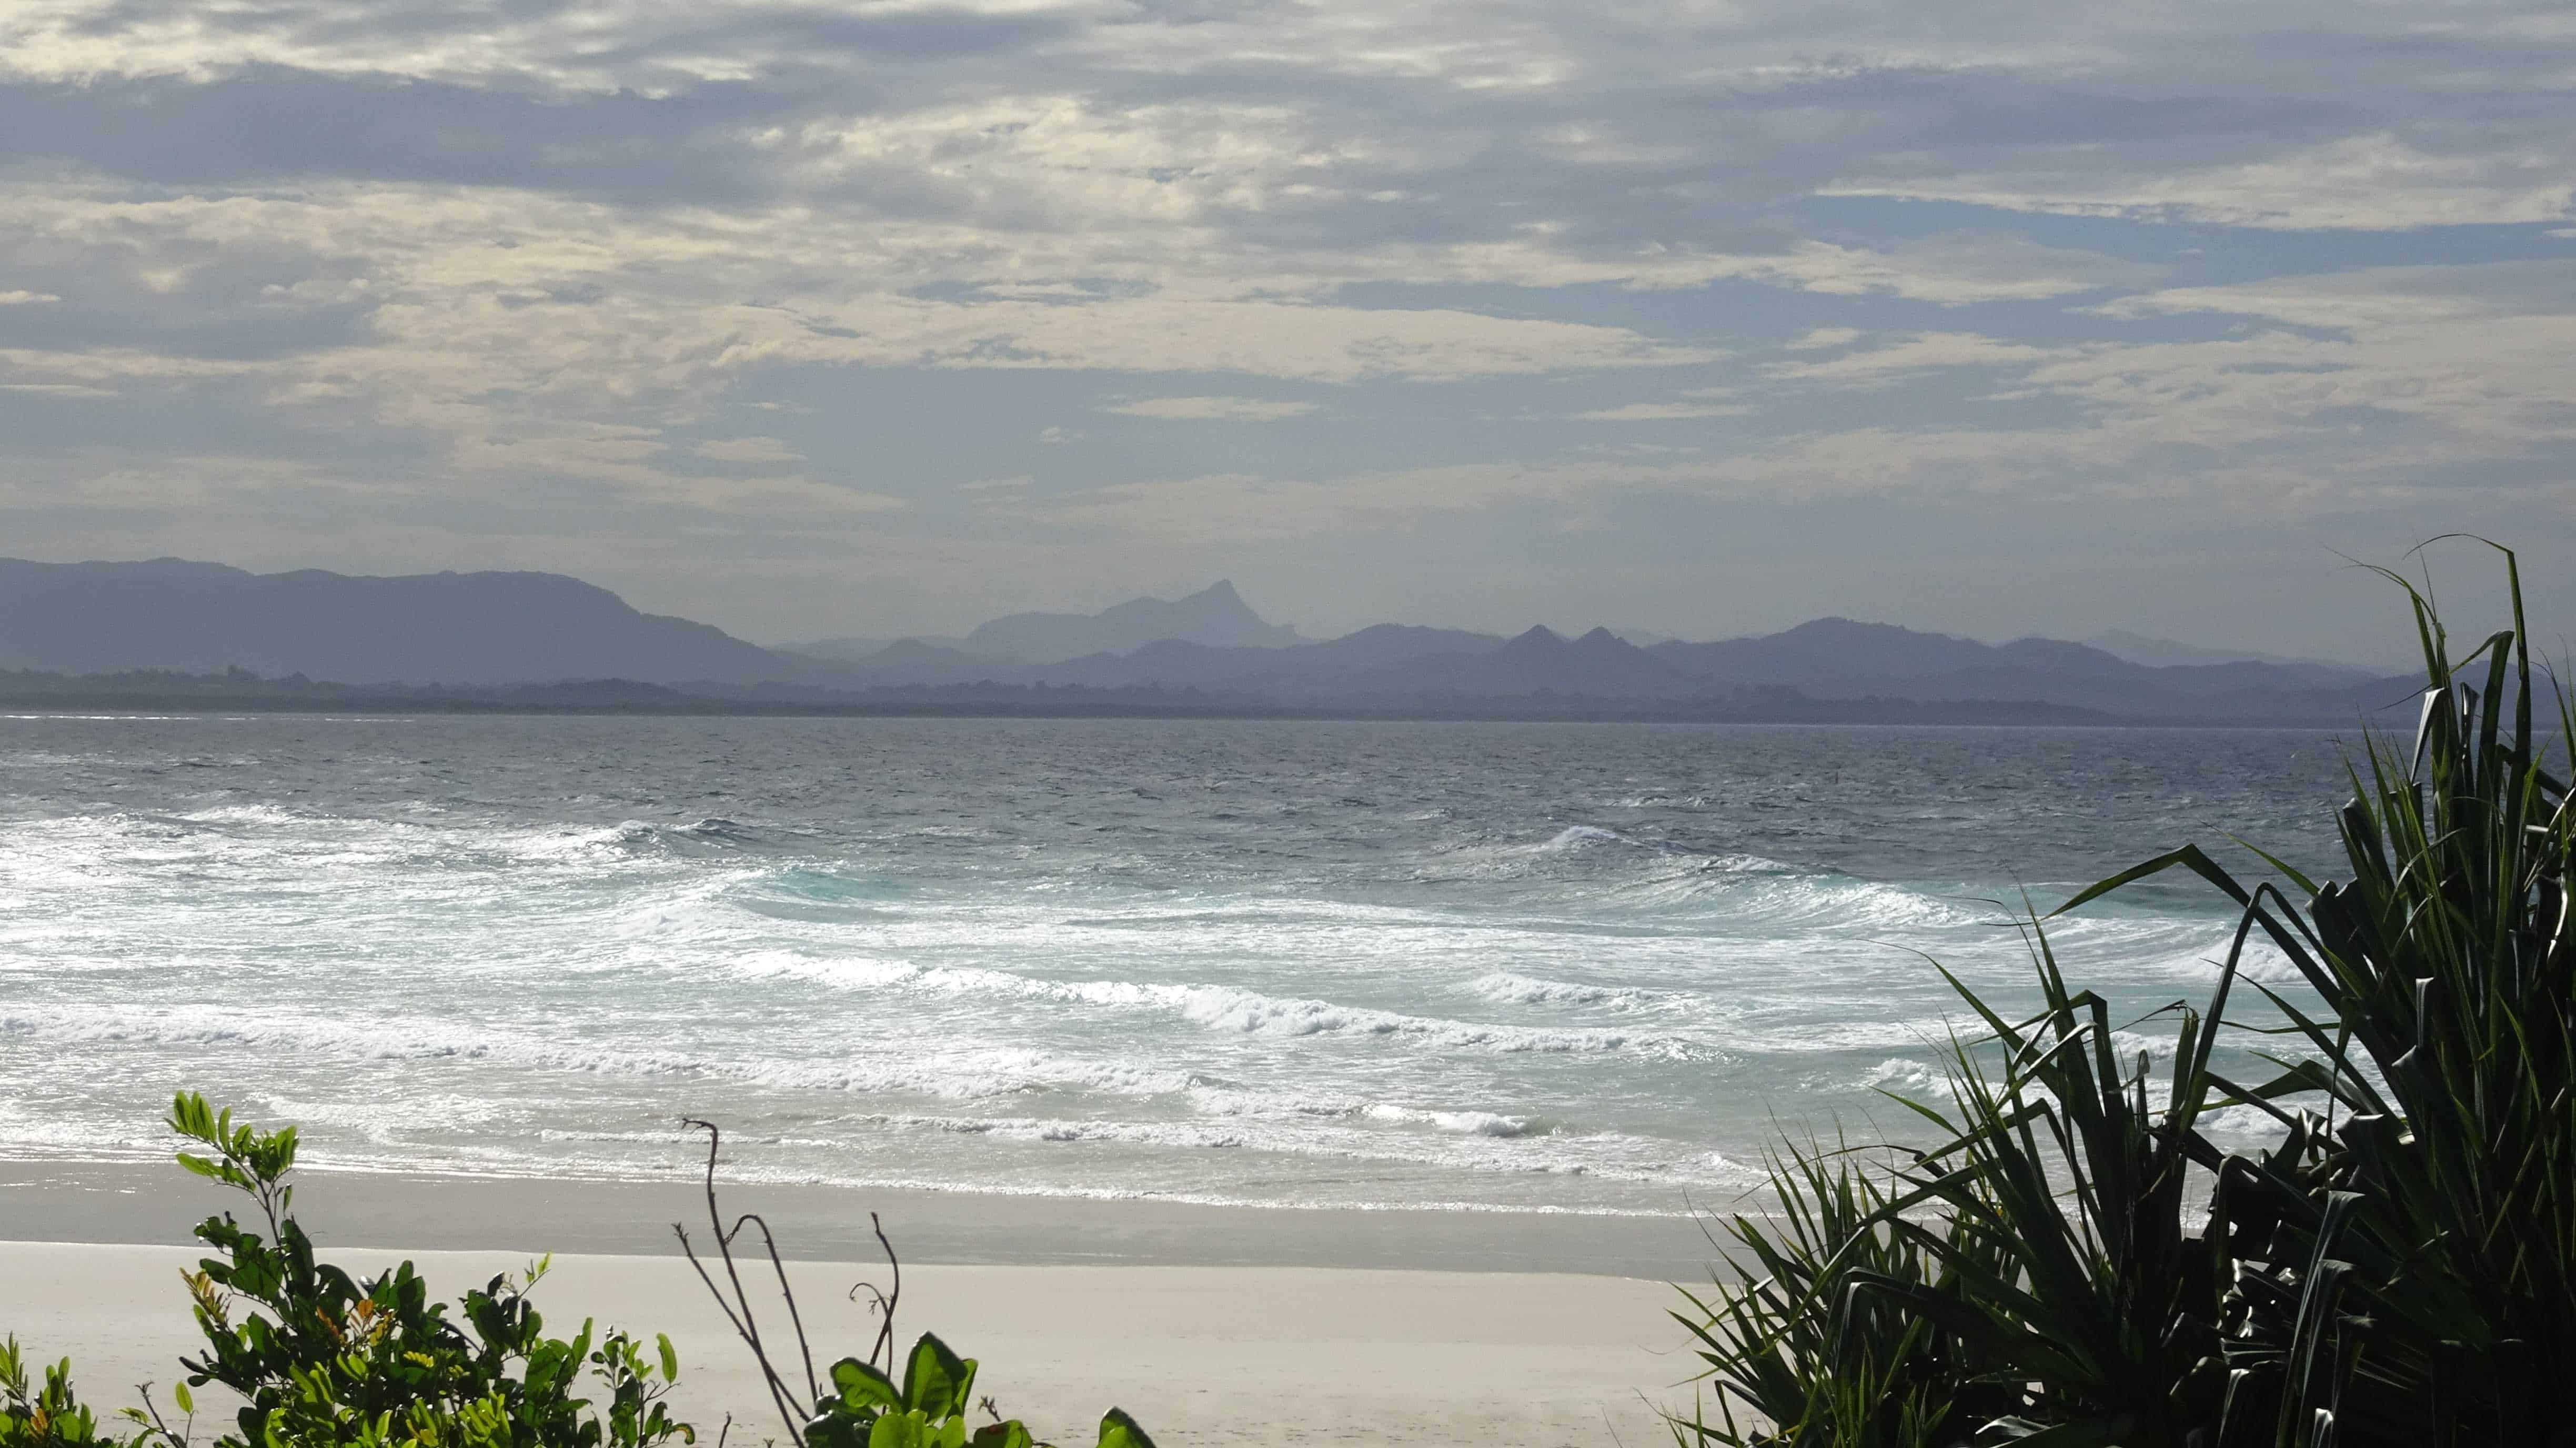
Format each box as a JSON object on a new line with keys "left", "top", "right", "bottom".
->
{"left": 0, "top": 713, "right": 2358, "bottom": 1216}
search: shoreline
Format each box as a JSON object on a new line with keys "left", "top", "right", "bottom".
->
{"left": 0, "top": 1159, "right": 1733, "bottom": 1280}
{"left": 2, "top": 1244, "right": 1700, "bottom": 1446}
{"left": 0, "top": 1162, "right": 1719, "bottom": 1445}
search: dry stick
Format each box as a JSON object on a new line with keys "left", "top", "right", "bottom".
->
{"left": 873, "top": 1212, "right": 902, "bottom": 1371}
{"left": 675, "top": 1120, "right": 808, "bottom": 1445}
{"left": 675, "top": 1218, "right": 804, "bottom": 1444}
{"left": 729, "top": 1211, "right": 818, "bottom": 1405}
{"left": 844, "top": 1205, "right": 907, "bottom": 1360}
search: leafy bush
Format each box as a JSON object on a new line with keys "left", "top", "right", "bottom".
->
{"left": 1, "top": 1336, "right": 122, "bottom": 1447}
{"left": 8, "top": 1093, "right": 691, "bottom": 1448}
{"left": 1681, "top": 542, "right": 2576, "bottom": 1447}
{"left": 3, "top": 1101, "right": 1155, "bottom": 1448}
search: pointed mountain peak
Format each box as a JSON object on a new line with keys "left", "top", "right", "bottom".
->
{"left": 1574, "top": 626, "right": 1633, "bottom": 649}
{"left": 1505, "top": 625, "right": 1567, "bottom": 648}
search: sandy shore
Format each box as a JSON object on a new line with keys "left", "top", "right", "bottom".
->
{"left": 0, "top": 1162, "right": 1734, "bottom": 1446}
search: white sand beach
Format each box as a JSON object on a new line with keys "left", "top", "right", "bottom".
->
{"left": 0, "top": 1164, "right": 1725, "bottom": 1446}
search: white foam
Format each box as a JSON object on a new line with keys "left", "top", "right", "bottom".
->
{"left": 724, "top": 954, "right": 1692, "bottom": 1056}
{"left": 1467, "top": 971, "right": 1647, "bottom": 1008}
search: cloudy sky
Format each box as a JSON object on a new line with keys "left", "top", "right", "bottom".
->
{"left": 3, "top": 0, "right": 2572, "bottom": 657}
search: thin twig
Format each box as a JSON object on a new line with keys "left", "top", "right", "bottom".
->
{"left": 870, "top": 1212, "right": 901, "bottom": 1371}
{"left": 731, "top": 1211, "right": 818, "bottom": 1405}
{"left": 676, "top": 1120, "right": 808, "bottom": 1445}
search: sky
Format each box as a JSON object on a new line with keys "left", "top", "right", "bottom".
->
{"left": 2, "top": 1, "right": 2572, "bottom": 659}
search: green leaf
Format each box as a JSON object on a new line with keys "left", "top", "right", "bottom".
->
{"left": 900, "top": 1335, "right": 974, "bottom": 1419}
{"left": 173, "top": 1382, "right": 194, "bottom": 1415}
{"left": 656, "top": 1333, "right": 678, "bottom": 1383}
{"left": 1096, "top": 1407, "right": 1156, "bottom": 1448}
{"left": 970, "top": 1422, "right": 1033, "bottom": 1448}
{"left": 829, "top": 1356, "right": 902, "bottom": 1412}
{"left": 869, "top": 1410, "right": 930, "bottom": 1448}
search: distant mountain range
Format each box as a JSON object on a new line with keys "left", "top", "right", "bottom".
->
{"left": 0, "top": 557, "right": 2424, "bottom": 725}
{"left": 788, "top": 581, "right": 1302, "bottom": 665}
{"left": 2082, "top": 628, "right": 2377, "bottom": 672}
{"left": 0, "top": 557, "right": 785, "bottom": 685}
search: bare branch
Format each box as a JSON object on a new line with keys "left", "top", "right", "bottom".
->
{"left": 675, "top": 1120, "right": 808, "bottom": 1446}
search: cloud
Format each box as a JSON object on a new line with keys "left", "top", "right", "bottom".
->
{"left": 1568, "top": 401, "right": 1750, "bottom": 420}
{"left": 1103, "top": 396, "right": 1320, "bottom": 420}
{"left": 1766, "top": 333, "right": 2064, "bottom": 382}
{"left": 694, "top": 435, "right": 804, "bottom": 464}
{"left": 1750, "top": 236, "right": 2166, "bottom": 304}
{"left": 3, "top": 0, "right": 2574, "bottom": 647}
{"left": 1827, "top": 135, "right": 2576, "bottom": 233}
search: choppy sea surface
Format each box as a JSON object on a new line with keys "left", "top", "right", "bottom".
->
{"left": 0, "top": 715, "right": 2362, "bottom": 1215}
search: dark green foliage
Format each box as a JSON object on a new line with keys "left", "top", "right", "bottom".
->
{"left": 2, "top": 1095, "right": 691, "bottom": 1448}
{"left": 1681, "top": 542, "right": 2576, "bottom": 1448}
{"left": 1674, "top": 1138, "right": 1999, "bottom": 1447}
{"left": 168, "top": 1092, "right": 692, "bottom": 1448}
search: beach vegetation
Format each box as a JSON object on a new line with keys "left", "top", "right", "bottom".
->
{"left": 1681, "top": 541, "right": 2575, "bottom": 1447}
{"left": 1, "top": 1336, "right": 126, "bottom": 1447}
{"left": 1, "top": 1104, "right": 1154, "bottom": 1448}
{"left": 668, "top": 1121, "right": 1154, "bottom": 1448}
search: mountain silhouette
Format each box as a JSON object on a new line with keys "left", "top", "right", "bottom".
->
{"left": 2084, "top": 628, "right": 2376, "bottom": 677}
{"left": 0, "top": 558, "right": 795, "bottom": 685}
{"left": 0, "top": 557, "right": 2415, "bottom": 722}
{"left": 951, "top": 580, "right": 1302, "bottom": 662}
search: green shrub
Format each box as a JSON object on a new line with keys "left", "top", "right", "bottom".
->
{"left": 1, "top": 1336, "right": 120, "bottom": 1447}
{"left": 1681, "top": 541, "right": 2576, "bottom": 1447}
{"left": 169, "top": 1092, "right": 691, "bottom": 1448}
{"left": 3, "top": 1101, "right": 1155, "bottom": 1448}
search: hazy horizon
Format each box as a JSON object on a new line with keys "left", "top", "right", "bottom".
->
{"left": 0, "top": 551, "right": 2418, "bottom": 669}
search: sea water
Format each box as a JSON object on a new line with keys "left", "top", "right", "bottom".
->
{"left": 0, "top": 714, "right": 2357, "bottom": 1215}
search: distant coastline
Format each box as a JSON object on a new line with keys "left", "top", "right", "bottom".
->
{"left": 1, "top": 557, "right": 2419, "bottom": 727}
{"left": 0, "top": 665, "right": 2404, "bottom": 727}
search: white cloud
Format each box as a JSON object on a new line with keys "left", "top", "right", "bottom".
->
{"left": 693, "top": 435, "right": 804, "bottom": 464}
{"left": 2, "top": 0, "right": 2574, "bottom": 641}
{"left": 1568, "top": 401, "right": 1750, "bottom": 420}
{"left": 1104, "top": 396, "right": 1321, "bottom": 420}
{"left": 1826, "top": 134, "right": 2576, "bottom": 233}
{"left": 1750, "top": 236, "right": 2166, "bottom": 304}
{"left": 1766, "top": 333, "right": 2064, "bottom": 382}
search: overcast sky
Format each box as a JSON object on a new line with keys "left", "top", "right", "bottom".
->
{"left": 3, "top": 0, "right": 2571, "bottom": 657}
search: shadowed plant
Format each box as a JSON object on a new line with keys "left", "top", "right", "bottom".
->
{"left": 1679, "top": 539, "right": 2576, "bottom": 1448}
